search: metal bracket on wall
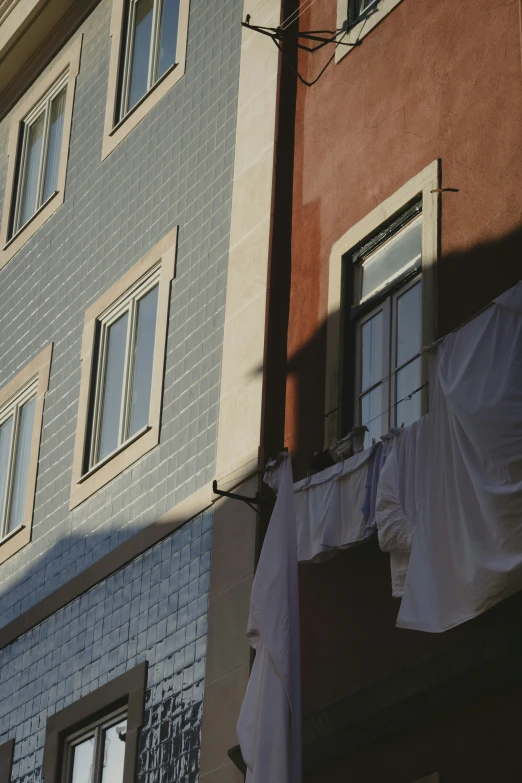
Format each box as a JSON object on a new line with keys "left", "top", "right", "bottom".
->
{"left": 242, "top": 16, "right": 358, "bottom": 87}
{"left": 212, "top": 480, "right": 264, "bottom": 515}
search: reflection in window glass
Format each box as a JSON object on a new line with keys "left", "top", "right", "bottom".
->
{"left": 70, "top": 736, "right": 95, "bottom": 783}
{"left": 397, "top": 281, "right": 422, "bottom": 366}
{"left": 128, "top": 0, "right": 154, "bottom": 110}
{"left": 98, "top": 313, "right": 129, "bottom": 462}
{"left": 120, "top": 0, "right": 182, "bottom": 120}
{"left": 128, "top": 286, "right": 158, "bottom": 437}
{"left": 8, "top": 397, "right": 36, "bottom": 533}
{"left": 43, "top": 90, "right": 66, "bottom": 202}
{"left": 100, "top": 719, "right": 127, "bottom": 783}
{"left": 0, "top": 417, "right": 14, "bottom": 529}
{"left": 361, "top": 311, "right": 383, "bottom": 391}
{"left": 19, "top": 114, "right": 45, "bottom": 227}
{"left": 13, "top": 75, "right": 68, "bottom": 237}
{"left": 362, "top": 385, "right": 383, "bottom": 448}
{"left": 360, "top": 216, "right": 422, "bottom": 303}
{"left": 158, "top": 0, "right": 180, "bottom": 78}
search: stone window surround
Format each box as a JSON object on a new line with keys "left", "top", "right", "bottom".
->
{"left": 0, "top": 344, "right": 53, "bottom": 565}
{"left": 70, "top": 226, "right": 177, "bottom": 510}
{"left": 335, "top": 0, "right": 405, "bottom": 64}
{"left": 0, "top": 35, "right": 82, "bottom": 271}
{"left": 42, "top": 661, "right": 148, "bottom": 783}
{"left": 324, "top": 159, "right": 440, "bottom": 446}
{"left": 101, "top": 0, "right": 190, "bottom": 161}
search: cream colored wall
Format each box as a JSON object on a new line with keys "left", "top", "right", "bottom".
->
{"left": 200, "top": 0, "right": 282, "bottom": 779}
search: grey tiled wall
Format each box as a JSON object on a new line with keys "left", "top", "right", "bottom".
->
{"left": 0, "top": 0, "right": 242, "bottom": 628}
{"left": 0, "top": 512, "right": 212, "bottom": 783}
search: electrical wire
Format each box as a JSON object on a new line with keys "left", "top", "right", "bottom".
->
{"left": 281, "top": 0, "right": 322, "bottom": 30}
{"left": 362, "top": 382, "right": 428, "bottom": 430}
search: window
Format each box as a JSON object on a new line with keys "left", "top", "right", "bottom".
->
{"left": 352, "top": 204, "right": 423, "bottom": 447}
{"left": 348, "top": 0, "right": 379, "bottom": 26}
{"left": 86, "top": 270, "right": 159, "bottom": 473}
{"left": 324, "top": 160, "right": 440, "bottom": 448}
{"left": 102, "top": 0, "right": 189, "bottom": 159}
{"left": 0, "top": 345, "right": 52, "bottom": 565}
{"left": 335, "top": 0, "right": 405, "bottom": 64}
{"left": 70, "top": 228, "right": 177, "bottom": 509}
{"left": 10, "top": 74, "right": 67, "bottom": 238}
{"left": 43, "top": 662, "right": 147, "bottom": 783}
{"left": 0, "top": 36, "right": 82, "bottom": 270}
{"left": 62, "top": 709, "right": 128, "bottom": 783}
{"left": 119, "top": 0, "right": 181, "bottom": 120}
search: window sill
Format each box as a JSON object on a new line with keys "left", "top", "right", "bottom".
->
{"left": 335, "top": 0, "right": 405, "bottom": 64}
{"left": 3, "top": 191, "right": 58, "bottom": 251}
{"left": 0, "top": 524, "right": 25, "bottom": 546}
{"left": 78, "top": 425, "right": 152, "bottom": 484}
{"left": 110, "top": 63, "right": 177, "bottom": 137}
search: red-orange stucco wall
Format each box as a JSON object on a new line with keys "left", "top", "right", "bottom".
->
{"left": 285, "top": 0, "right": 522, "bottom": 724}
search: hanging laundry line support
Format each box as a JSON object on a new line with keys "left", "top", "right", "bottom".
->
{"left": 212, "top": 480, "right": 264, "bottom": 515}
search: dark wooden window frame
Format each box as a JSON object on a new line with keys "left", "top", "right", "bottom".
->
{"left": 42, "top": 661, "right": 148, "bottom": 783}
{"left": 0, "top": 739, "right": 15, "bottom": 783}
{"left": 340, "top": 199, "right": 422, "bottom": 437}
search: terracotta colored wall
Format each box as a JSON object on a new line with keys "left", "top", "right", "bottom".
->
{"left": 286, "top": 0, "right": 522, "bottom": 716}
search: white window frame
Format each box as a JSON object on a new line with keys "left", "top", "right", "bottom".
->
{"left": 101, "top": 0, "right": 190, "bottom": 159}
{"left": 335, "top": 0, "right": 405, "bottom": 64}
{"left": 70, "top": 227, "right": 177, "bottom": 510}
{"left": 354, "top": 271, "right": 423, "bottom": 438}
{"left": 87, "top": 264, "right": 161, "bottom": 473}
{"left": 11, "top": 72, "right": 68, "bottom": 237}
{"left": 119, "top": 0, "right": 177, "bottom": 120}
{"left": 61, "top": 707, "right": 128, "bottom": 783}
{"left": 0, "top": 377, "right": 38, "bottom": 542}
{"left": 0, "top": 345, "right": 52, "bottom": 565}
{"left": 0, "top": 36, "right": 82, "bottom": 271}
{"left": 324, "top": 160, "right": 440, "bottom": 447}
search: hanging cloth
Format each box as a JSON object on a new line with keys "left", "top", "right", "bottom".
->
{"left": 237, "top": 453, "right": 302, "bottom": 783}
{"left": 398, "top": 281, "right": 522, "bottom": 632}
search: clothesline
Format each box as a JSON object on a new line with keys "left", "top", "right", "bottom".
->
{"left": 362, "top": 381, "right": 428, "bottom": 429}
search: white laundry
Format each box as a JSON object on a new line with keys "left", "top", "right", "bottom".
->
{"left": 293, "top": 448, "right": 372, "bottom": 563}
{"left": 237, "top": 453, "right": 302, "bottom": 783}
{"left": 398, "top": 281, "right": 522, "bottom": 632}
{"left": 375, "top": 419, "right": 428, "bottom": 598}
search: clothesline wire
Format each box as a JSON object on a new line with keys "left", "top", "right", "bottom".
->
{"left": 362, "top": 381, "right": 428, "bottom": 430}
{"left": 281, "top": 0, "right": 321, "bottom": 30}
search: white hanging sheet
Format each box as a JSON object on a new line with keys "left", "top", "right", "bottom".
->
{"left": 375, "top": 419, "right": 428, "bottom": 598}
{"left": 398, "top": 281, "right": 522, "bottom": 632}
{"left": 293, "top": 448, "right": 372, "bottom": 563}
{"left": 237, "top": 453, "right": 302, "bottom": 783}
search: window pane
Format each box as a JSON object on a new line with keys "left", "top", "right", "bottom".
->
{"left": 8, "top": 397, "right": 36, "bottom": 533}
{"left": 396, "top": 280, "right": 422, "bottom": 366}
{"left": 97, "top": 313, "right": 129, "bottom": 462}
{"left": 354, "top": 0, "right": 379, "bottom": 16}
{"left": 0, "top": 417, "right": 14, "bottom": 532}
{"left": 127, "top": 0, "right": 154, "bottom": 111}
{"left": 100, "top": 719, "right": 127, "bottom": 783}
{"left": 361, "top": 385, "right": 383, "bottom": 448}
{"left": 128, "top": 286, "right": 158, "bottom": 437}
{"left": 43, "top": 89, "right": 66, "bottom": 203}
{"left": 19, "top": 114, "right": 45, "bottom": 228}
{"left": 361, "top": 311, "right": 383, "bottom": 391}
{"left": 157, "top": 0, "right": 180, "bottom": 78}
{"left": 70, "top": 736, "right": 95, "bottom": 783}
{"left": 396, "top": 357, "right": 422, "bottom": 428}
{"left": 360, "top": 216, "right": 422, "bottom": 303}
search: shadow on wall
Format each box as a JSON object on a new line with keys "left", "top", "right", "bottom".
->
{"left": 278, "top": 221, "right": 522, "bottom": 717}
{"left": 285, "top": 222, "right": 522, "bottom": 481}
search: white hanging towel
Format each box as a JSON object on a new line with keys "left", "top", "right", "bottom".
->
{"left": 293, "top": 448, "right": 372, "bottom": 562}
{"left": 375, "top": 419, "right": 428, "bottom": 598}
{"left": 237, "top": 453, "right": 302, "bottom": 783}
{"left": 398, "top": 281, "right": 522, "bottom": 632}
